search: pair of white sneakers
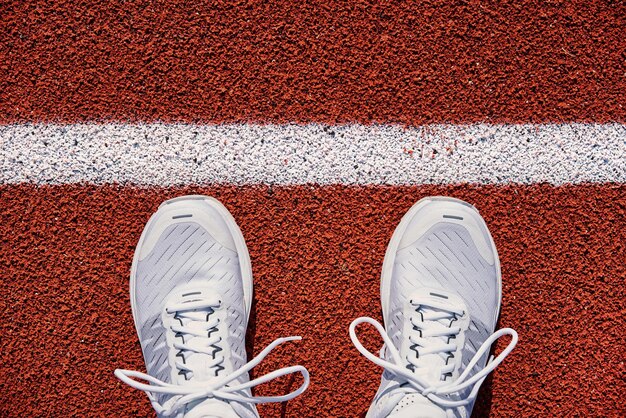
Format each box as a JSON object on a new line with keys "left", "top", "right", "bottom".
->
{"left": 115, "top": 195, "right": 518, "bottom": 418}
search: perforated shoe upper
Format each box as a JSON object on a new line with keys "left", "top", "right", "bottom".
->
{"left": 130, "top": 196, "right": 257, "bottom": 418}
{"left": 360, "top": 197, "right": 513, "bottom": 418}
{"left": 116, "top": 196, "right": 310, "bottom": 417}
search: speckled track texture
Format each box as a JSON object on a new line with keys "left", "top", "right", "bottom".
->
{"left": 1, "top": 185, "right": 624, "bottom": 417}
{"left": 1, "top": 0, "right": 625, "bottom": 417}
{"left": 1, "top": 1, "right": 625, "bottom": 124}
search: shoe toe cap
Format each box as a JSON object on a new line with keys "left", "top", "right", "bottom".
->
{"left": 398, "top": 197, "right": 497, "bottom": 266}
{"left": 138, "top": 195, "right": 237, "bottom": 260}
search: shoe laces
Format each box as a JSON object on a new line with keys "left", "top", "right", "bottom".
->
{"left": 115, "top": 296, "right": 309, "bottom": 416}
{"left": 168, "top": 297, "right": 226, "bottom": 380}
{"left": 350, "top": 311, "right": 517, "bottom": 410}
{"left": 403, "top": 299, "right": 469, "bottom": 381}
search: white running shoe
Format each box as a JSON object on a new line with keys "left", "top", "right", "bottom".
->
{"left": 115, "top": 195, "right": 309, "bottom": 418}
{"left": 350, "top": 197, "right": 518, "bottom": 418}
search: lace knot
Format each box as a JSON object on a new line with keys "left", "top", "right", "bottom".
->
{"left": 349, "top": 316, "right": 517, "bottom": 410}
{"left": 115, "top": 336, "right": 309, "bottom": 416}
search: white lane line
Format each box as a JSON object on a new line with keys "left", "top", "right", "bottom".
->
{"left": 1, "top": 123, "right": 625, "bottom": 185}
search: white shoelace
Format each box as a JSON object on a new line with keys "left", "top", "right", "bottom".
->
{"left": 349, "top": 316, "right": 517, "bottom": 409}
{"left": 115, "top": 299, "right": 309, "bottom": 416}
{"left": 406, "top": 303, "right": 465, "bottom": 377}
{"left": 166, "top": 298, "right": 227, "bottom": 379}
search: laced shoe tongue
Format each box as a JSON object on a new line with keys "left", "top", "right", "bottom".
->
{"left": 166, "top": 287, "right": 224, "bottom": 384}
{"left": 179, "top": 314, "right": 222, "bottom": 382}
{"left": 406, "top": 288, "right": 468, "bottom": 386}
{"left": 183, "top": 399, "right": 240, "bottom": 418}
{"left": 387, "top": 393, "right": 447, "bottom": 418}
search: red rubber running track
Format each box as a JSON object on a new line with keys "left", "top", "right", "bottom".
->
{"left": 1, "top": 1, "right": 625, "bottom": 417}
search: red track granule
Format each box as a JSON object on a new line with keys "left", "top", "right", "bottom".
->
{"left": 1, "top": 1, "right": 625, "bottom": 124}
{"left": 1, "top": 184, "right": 624, "bottom": 417}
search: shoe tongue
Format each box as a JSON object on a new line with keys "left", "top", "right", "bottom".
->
{"left": 387, "top": 393, "right": 447, "bottom": 418}
{"left": 180, "top": 315, "right": 222, "bottom": 381}
{"left": 184, "top": 399, "right": 240, "bottom": 418}
{"left": 171, "top": 291, "right": 225, "bottom": 384}
{"left": 405, "top": 288, "right": 468, "bottom": 386}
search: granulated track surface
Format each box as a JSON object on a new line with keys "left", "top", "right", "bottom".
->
{"left": 2, "top": 0, "right": 625, "bottom": 417}
{"left": 1, "top": 184, "right": 624, "bottom": 417}
{"left": 2, "top": 1, "right": 625, "bottom": 124}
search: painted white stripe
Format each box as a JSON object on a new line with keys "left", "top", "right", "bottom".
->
{"left": 1, "top": 123, "right": 625, "bottom": 185}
